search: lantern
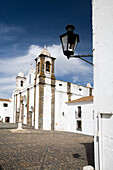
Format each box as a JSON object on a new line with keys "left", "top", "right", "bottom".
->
{"left": 60, "top": 25, "right": 79, "bottom": 59}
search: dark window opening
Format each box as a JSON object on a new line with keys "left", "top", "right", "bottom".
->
{"left": 59, "top": 84, "right": 62, "bottom": 86}
{"left": 76, "top": 120, "right": 82, "bottom": 131}
{"left": 3, "top": 103, "right": 8, "bottom": 107}
{"left": 5, "top": 117, "right": 10, "bottom": 123}
{"left": 38, "top": 62, "right": 40, "bottom": 74}
{"left": 89, "top": 88, "right": 92, "bottom": 96}
{"left": 78, "top": 106, "right": 81, "bottom": 118}
{"left": 62, "top": 112, "right": 64, "bottom": 116}
{"left": 46, "top": 61, "right": 50, "bottom": 72}
{"left": 20, "top": 81, "right": 23, "bottom": 87}
{"left": 79, "top": 88, "right": 82, "bottom": 91}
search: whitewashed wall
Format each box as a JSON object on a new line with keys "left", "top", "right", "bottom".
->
{"left": 35, "top": 84, "right": 39, "bottom": 129}
{"left": 55, "top": 80, "right": 68, "bottom": 131}
{"left": 71, "top": 84, "right": 90, "bottom": 100}
{"left": 66, "top": 101, "right": 94, "bottom": 136}
{"left": 93, "top": 0, "right": 113, "bottom": 169}
{"left": 0, "top": 100, "right": 13, "bottom": 123}
{"left": 54, "top": 80, "right": 92, "bottom": 132}
{"left": 43, "top": 82, "right": 51, "bottom": 130}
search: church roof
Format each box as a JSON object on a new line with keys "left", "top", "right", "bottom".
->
{"left": 17, "top": 70, "right": 25, "bottom": 77}
{"left": 66, "top": 96, "right": 93, "bottom": 104}
{"left": 40, "top": 45, "right": 51, "bottom": 57}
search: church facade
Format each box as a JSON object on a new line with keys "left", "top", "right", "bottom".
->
{"left": 12, "top": 46, "right": 93, "bottom": 132}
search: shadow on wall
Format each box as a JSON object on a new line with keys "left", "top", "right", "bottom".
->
{"left": 81, "top": 142, "right": 94, "bottom": 167}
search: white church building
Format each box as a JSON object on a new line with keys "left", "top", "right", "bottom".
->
{"left": 12, "top": 46, "right": 94, "bottom": 135}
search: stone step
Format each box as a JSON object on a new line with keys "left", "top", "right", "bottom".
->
{"left": 0, "top": 122, "right": 33, "bottom": 129}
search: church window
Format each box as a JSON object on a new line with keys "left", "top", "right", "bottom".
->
{"left": 29, "top": 74, "right": 31, "bottom": 84}
{"left": 62, "top": 112, "right": 64, "bottom": 116}
{"left": 78, "top": 106, "right": 81, "bottom": 118}
{"left": 38, "top": 62, "right": 40, "bottom": 74}
{"left": 79, "top": 88, "right": 82, "bottom": 91}
{"left": 20, "top": 81, "right": 23, "bottom": 87}
{"left": 46, "top": 61, "right": 50, "bottom": 72}
{"left": 3, "top": 103, "right": 8, "bottom": 107}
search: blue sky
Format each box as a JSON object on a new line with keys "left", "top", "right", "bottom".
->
{"left": 0, "top": 0, "right": 93, "bottom": 98}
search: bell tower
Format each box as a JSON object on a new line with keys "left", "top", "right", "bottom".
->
{"left": 35, "top": 45, "right": 55, "bottom": 78}
{"left": 35, "top": 46, "right": 56, "bottom": 130}
{"left": 16, "top": 70, "right": 26, "bottom": 90}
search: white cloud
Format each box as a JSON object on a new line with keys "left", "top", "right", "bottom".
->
{"left": 72, "top": 76, "right": 78, "bottom": 83}
{"left": 0, "top": 44, "right": 93, "bottom": 98}
{"left": 48, "top": 44, "right": 92, "bottom": 76}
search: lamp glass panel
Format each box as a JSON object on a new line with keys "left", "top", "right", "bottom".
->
{"left": 61, "top": 35, "right": 68, "bottom": 51}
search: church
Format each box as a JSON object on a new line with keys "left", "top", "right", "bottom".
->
{"left": 12, "top": 46, "right": 94, "bottom": 134}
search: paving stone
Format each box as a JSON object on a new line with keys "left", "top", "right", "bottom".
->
{"left": 0, "top": 129, "right": 94, "bottom": 169}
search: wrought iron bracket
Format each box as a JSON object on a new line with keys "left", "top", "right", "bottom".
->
{"left": 68, "top": 54, "right": 93, "bottom": 66}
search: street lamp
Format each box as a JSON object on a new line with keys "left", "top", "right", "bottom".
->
{"left": 60, "top": 25, "right": 93, "bottom": 65}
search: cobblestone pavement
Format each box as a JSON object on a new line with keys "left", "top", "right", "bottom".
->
{"left": 0, "top": 129, "right": 94, "bottom": 170}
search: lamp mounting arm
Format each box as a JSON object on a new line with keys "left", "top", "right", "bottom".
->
{"left": 68, "top": 54, "right": 93, "bottom": 66}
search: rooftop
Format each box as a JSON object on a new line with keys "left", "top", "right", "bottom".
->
{"left": 66, "top": 96, "right": 93, "bottom": 104}
{"left": 0, "top": 98, "right": 11, "bottom": 102}
{"left": 17, "top": 70, "right": 25, "bottom": 78}
{"left": 40, "top": 45, "right": 51, "bottom": 57}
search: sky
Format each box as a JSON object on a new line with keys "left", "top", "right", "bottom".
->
{"left": 0, "top": 0, "right": 93, "bottom": 98}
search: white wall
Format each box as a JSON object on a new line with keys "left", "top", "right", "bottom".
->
{"left": 0, "top": 100, "right": 13, "bottom": 123}
{"left": 67, "top": 101, "right": 94, "bottom": 136}
{"left": 55, "top": 80, "right": 68, "bottom": 131}
{"left": 43, "top": 83, "right": 51, "bottom": 130}
{"left": 55, "top": 80, "right": 92, "bottom": 132}
{"left": 93, "top": 0, "right": 113, "bottom": 169}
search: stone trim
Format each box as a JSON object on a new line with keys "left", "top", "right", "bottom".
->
{"left": 27, "top": 88, "right": 30, "bottom": 125}
{"left": 67, "top": 82, "right": 72, "bottom": 102}
{"left": 51, "top": 81, "right": 55, "bottom": 130}
{"left": 51, "top": 59, "right": 55, "bottom": 130}
{"left": 38, "top": 77, "right": 45, "bottom": 129}
{"left": 39, "top": 56, "right": 45, "bottom": 77}
{"left": 34, "top": 80, "right": 36, "bottom": 128}
{"left": 15, "top": 94, "right": 17, "bottom": 123}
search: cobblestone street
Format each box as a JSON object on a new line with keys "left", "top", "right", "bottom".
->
{"left": 0, "top": 129, "right": 94, "bottom": 170}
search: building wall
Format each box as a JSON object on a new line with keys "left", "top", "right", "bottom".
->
{"left": 54, "top": 80, "right": 91, "bottom": 132}
{"left": 93, "top": 0, "right": 113, "bottom": 169}
{"left": 55, "top": 80, "right": 68, "bottom": 131}
{"left": 66, "top": 101, "right": 94, "bottom": 136}
{"left": 0, "top": 100, "right": 13, "bottom": 123}
{"left": 43, "top": 82, "right": 51, "bottom": 130}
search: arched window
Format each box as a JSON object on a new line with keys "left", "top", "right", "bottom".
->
{"left": 20, "top": 81, "right": 23, "bottom": 87}
{"left": 29, "top": 74, "right": 31, "bottom": 84}
{"left": 37, "top": 62, "right": 40, "bottom": 74}
{"left": 46, "top": 61, "right": 50, "bottom": 72}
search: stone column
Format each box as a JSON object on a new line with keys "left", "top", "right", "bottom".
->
{"left": 34, "top": 81, "right": 36, "bottom": 129}
{"left": 27, "top": 88, "right": 30, "bottom": 125}
{"left": 18, "top": 95, "right": 23, "bottom": 129}
{"left": 51, "top": 59, "right": 55, "bottom": 130}
{"left": 51, "top": 79, "right": 55, "bottom": 130}
{"left": 67, "top": 82, "right": 72, "bottom": 102}
{"left": 15, "top": 94, "right": 17, "bottom": 122}
{"left": 38, "top": 56, "right": 45, "bottom": 130}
